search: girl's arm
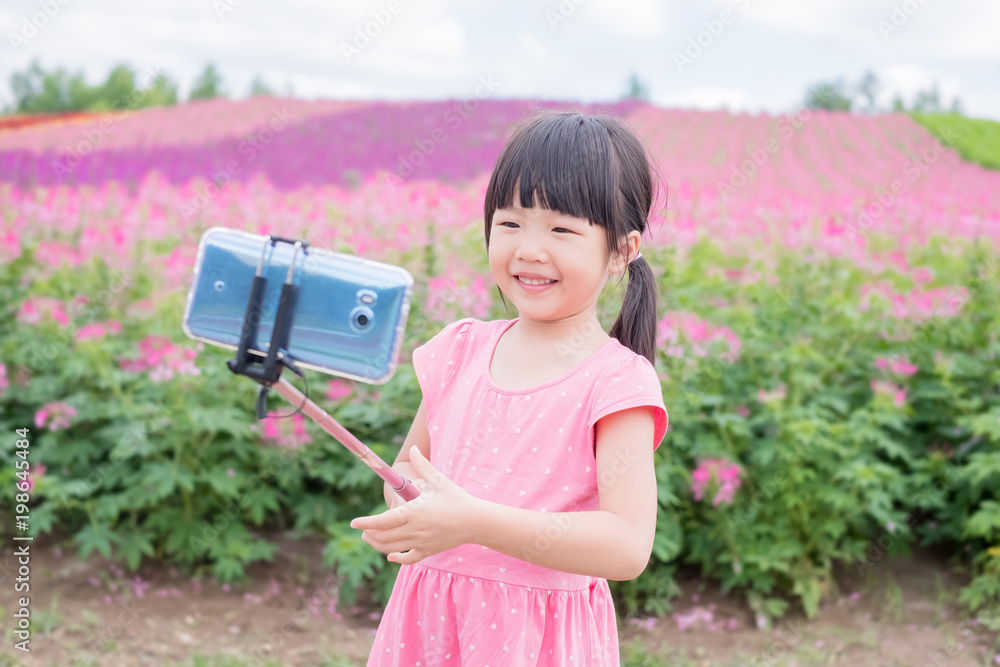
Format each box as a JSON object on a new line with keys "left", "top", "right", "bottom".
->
{"left": 383, "top": 399, "right": 432, "bottom": 510}
{"left": 470, "top": 406, "right": 658, "bottom": 581}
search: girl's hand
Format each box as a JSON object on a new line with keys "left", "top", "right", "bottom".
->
{"left": 387, "top": 477, "right": 424, "bottom": 511}
{"left": 352, "top": 445, "right": 480, "bottom": 565}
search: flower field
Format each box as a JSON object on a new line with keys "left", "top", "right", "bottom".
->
{"left": 1, "top": 97, "right": 999, "bottom": 661}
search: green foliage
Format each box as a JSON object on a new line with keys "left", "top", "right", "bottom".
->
{"left": 911, "top": 113, "right": 1000, "bottom": 171}
{"left": 1, "top": 226, "right": 998, "bottom": 624}
{"left": 8, "top": 59, "right": 179, "bottom": 114}
{"left": 189, "top": 64, "right": 226, "bottom": 101}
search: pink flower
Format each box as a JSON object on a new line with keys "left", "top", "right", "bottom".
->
{"left": 691, "top": 457, "right": 742, "bottom": 505}
{"left": 871, "top": 380, "right": 907, "bottom": 406}
{"left": 17, "top": 297, "right": 68, "bottom": 326}
{"left": 34, "top": 402, "right": 77, "bottom": 431}
{"left": 734, "top": 405, "right": 750, "bottom": 417}
{"left": 120, "top": 335, "right": 200, "bottom": 381}
{"left": 425, "top": 274, "right": 492, "bottom": 324}
{"left": 256, "top": 411, "right": 312, "bottom": 448}
{"left": 327, "top": 379, "right": 353, "bottom": 401}
{"left": 628, "top": 616, "right": 658, "bottom": 630}
{"left": 757, "top": 383, "right": 786, "bottom": 403}
{"left": 0, "top": 363, "right": 8, "bottom": 396}
{"left": 26, "top": 464, "right": 46, "bottom": 492}
{"left": 673, "top": 607, "right": 714, "bottom": 632}
{"left": 131, "top": 576, "right": 150, "bottom": 599}
{"left": 656, "top": 311, "right": 741, "bottom": 361}
{"left": 75, "top": 323, "right": 107, "bottom": 342}
{"left": 874, "top": 356, "right": 918, "bottom": 376}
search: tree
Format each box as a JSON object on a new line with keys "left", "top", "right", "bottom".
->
{"left": 249, "top": 75, "right": 274, "bottom": 97}
{"left": 804, "top": 80, "right": 852, "bottom": 111}
{"left": 622, "top": 73, "right": 649, "bottom": 102}
{"left": 856, "top": 70, "right": 881, "bottom": 113}
{"left": 7, "top": 59, "right": 179, "bottom": 114}
{"left": 189, "top": 64, "right": 225, "bottom": 100}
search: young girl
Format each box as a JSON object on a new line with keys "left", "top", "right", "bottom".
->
{"left": 351, "top": 109, "right": 669, "bottom": 666}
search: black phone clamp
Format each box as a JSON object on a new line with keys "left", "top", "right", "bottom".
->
{"left": 226, "top": 235, "right": 311, "bottom": 419}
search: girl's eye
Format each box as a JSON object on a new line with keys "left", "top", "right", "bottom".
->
{"left": 497, "top": 222, "right": 572, "bottom": 233}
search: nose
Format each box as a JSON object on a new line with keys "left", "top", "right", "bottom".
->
{"left": 514, "top": 230, "right": 550, "bottom": 263}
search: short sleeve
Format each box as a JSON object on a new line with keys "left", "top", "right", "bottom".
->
{"left": 587, "top": 355, "right": 669, "bottom": 453}
{"left": 410, "top": 317, "right": 476, "bottom": 421}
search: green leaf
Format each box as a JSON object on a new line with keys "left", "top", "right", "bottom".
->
{"left": 75, "top": 523, "right": 116, "bottom": 559}
{"left": 115, "top": 529, "right": 155, "bottom": 570}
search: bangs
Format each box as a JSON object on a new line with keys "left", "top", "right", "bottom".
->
{"left": 484, "top": 113, "right": 622, "bottom": 230}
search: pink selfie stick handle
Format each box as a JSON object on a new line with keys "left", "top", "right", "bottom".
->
{"left": 272, "top": 376, "right": 422, "bottom": 502}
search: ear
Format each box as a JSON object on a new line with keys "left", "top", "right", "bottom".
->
{"left": 609, "top": 231, "right": 642, "bottom": 275}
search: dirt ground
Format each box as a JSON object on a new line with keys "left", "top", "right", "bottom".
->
{"left": 1, "top": 529, "right": 996, "bottom": 666}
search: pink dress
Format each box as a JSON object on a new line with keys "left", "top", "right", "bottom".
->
{"left": 367, "top": 317, "right": 669, "bottom": 666}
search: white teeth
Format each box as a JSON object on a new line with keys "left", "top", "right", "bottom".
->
{"left": 518, "top": 277, "right": 555, "bottom": 286}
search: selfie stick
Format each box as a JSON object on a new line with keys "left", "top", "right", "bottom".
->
{"left": 225, "top": 234, "right": 421, "bottom": 502}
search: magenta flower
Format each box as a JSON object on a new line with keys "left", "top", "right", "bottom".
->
{"left": 691, "top": 457, "right": 742, "bottom": 506}
{"left": 26, "top": 464, "right": 46, "bottom": 492}
{"left": 75, "top": 321, "right": 121, "bottom": 342}
{"left": 656, "top": 311, "right": 741, "bottom": 361}
{"left": 327, "top": 379, "right": 353, "bottom": 401}
{"left": 17, "top": 297, "right": 69, "bottom": 326}
{"left": 34, "top": 403, "right": 77, "bottom": 430}
{"left": 120, "top": 335, "right": 200, "bottom": 381}
{"left": 871, "top": 380, "right": 907, "bottom": 406}
{"left": 426, "top": 274, "right": 492, "bottom": 324}
{"left": 252, "top": 411, "right": 312, "bottom": 448}
{"left": 874, "top": 356, "right": 918, "bottom": 376}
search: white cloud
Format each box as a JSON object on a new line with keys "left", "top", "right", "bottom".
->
{"left": 706, "top": 0, "right": 1000, "bottom": 61}
{"left": 577, "top": 0, "right": 670, "bottom": 37}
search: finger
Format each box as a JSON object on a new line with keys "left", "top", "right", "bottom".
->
{"left": 360, "top": 532, "right": 393, "bottom": 554}
{"left": 363, "top": 525, "right": 408, "bottom": 543}
{"left": 363, "top": 532, "right": 411, "bottom": 555}
{"left": 389, "top": 549, "right": 423, "bottom": 565}
{"left": 351, "top": 509, "right": 404, "bottom": 531}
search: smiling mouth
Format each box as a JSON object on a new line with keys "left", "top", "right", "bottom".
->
{"left": 516, "top": 276, "right": 558, "bottom": 286}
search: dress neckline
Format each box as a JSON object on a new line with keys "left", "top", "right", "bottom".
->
{"left": 485, "top": 318, "right": 616, "bottom": 395}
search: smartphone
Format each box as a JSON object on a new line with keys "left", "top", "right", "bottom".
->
{"left": 182, "top": 227, "right": 413, "bottom": 384}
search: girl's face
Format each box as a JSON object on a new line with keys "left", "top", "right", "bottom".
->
{"left": 488, "top": 188, "right": 628, "bottom": 322}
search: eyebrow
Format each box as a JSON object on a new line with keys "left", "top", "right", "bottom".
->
{"left": 494, "top": 209, "right": 585, "bottom": 225}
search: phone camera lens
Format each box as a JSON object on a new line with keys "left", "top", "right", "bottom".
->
{"left": 350, "top": 306, "right": 374, "bottom": 332}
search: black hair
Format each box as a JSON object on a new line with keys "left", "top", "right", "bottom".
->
{"left": 483, "top": 108, "right": 664, "bottom": 364}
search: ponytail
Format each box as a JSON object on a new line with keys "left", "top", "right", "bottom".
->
{"left": 609, "top": 254, "right": 658, "bottom": 365}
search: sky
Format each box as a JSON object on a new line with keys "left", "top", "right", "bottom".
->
{"left": 3, "top": 0, "right": 999, "bottom": 120}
